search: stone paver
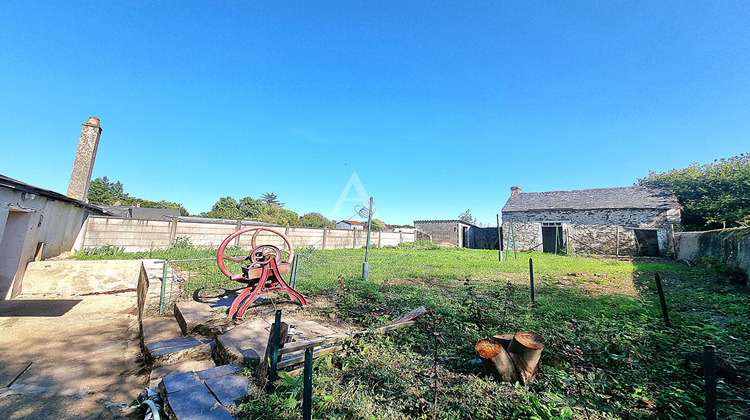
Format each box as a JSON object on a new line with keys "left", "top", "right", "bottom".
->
{"left": 205, "top": 375, "right": 250, "bottom": 406}
{"left": 161, "top": 371, "right": 203, "bottom": 394}
{"left": 166, "top": 384, "right": 235, "bottom": 420}
{"left": 197, "top": 364, "right": 243, "bottom": 380}
{"left": 146, "top": 336, "right": 214, "bottom": 367}
{"left": 214, "top": 319, "right": 270, "bottom": 367}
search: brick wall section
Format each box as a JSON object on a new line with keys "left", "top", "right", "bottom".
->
{"left": 78, "top": 216, "right": 414, "bottom": 252}
{"left": 502, "top": 208, "right": 679, "bottom": 256}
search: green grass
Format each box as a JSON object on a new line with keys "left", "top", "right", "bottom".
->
{"left": 72, "top": 244, "right": 749, "bottom": 419}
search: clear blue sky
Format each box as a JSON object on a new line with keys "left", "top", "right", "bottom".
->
{"left": 2, "top": 1, "right": 748, "bottom": 225}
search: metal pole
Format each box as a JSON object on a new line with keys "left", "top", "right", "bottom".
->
{"left": 505, "top": 219, "right": 512, "bottom": 262}
{"left": 159, "top": 261, "right": 168, "bottom": 314}
{"left": 529, "top": 258, "right": 535, "bottom": 305}
{"left": 497, "top": 214, "right": 502, "bottom": 261}
{"left": 704, "top": 345, "right": 718, "bottom": 420}
{"left": 291, "top": 255, "right": 300, "bottom": 290}
{"left": 302, "top": 347, "right": 313, "bottom": 420}
{"left": 269, "top": 310, "right": 282, "bottom": 384}
{"left": 363, "top": 197, "right": 373, "bottom": 280}
{"left": 511, "top": 220, "right": 517, "bottom": 260}
{"left": 654, "top": 272, "right": 671, "bottom": 328}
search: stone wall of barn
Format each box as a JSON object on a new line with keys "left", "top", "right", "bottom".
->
{"left": 502, "top": 208, "right": 680, "bottom": 257}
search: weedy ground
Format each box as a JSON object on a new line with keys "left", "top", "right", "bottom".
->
{"left": 75, "top": 244, "right": 750, "bottom": 419}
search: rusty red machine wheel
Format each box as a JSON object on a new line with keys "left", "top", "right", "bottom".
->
{"left": 216, "top": 227, "right": 306, "bottom": 319}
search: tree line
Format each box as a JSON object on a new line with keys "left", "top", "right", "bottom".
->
{"left": 86, "top": 177, "right": 389, "bottom": 229}
{"left": 638, "top": 153, "right": 749, "bottom": 231}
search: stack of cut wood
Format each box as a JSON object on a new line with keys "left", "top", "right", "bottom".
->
{"left": 475, "top": 331, "right": 545, "bottom": 384}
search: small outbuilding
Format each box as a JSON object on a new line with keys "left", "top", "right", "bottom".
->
{"left": 413, "top": 220, "right": 499, "bottom": 249}
{"left": 0, "top": 175, "right": 106, "bottom": 299}
{"left": 336, "top": 220, "right": 365, "bottom": 230}
{"left": 501, "top": 186, "right": 681, "bottom": 257}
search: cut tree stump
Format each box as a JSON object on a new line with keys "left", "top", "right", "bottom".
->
{"left": 475, "top": 331, "right": 545, "bottom": 384}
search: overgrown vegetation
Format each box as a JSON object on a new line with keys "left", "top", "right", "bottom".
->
{"left": 637, "top": 153, "right": 750, "bottom": 230}
{"left": 72, "top": 246, "right": 749, "bottom": 418}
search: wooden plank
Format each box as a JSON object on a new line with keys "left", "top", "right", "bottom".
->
{"left": 279, "top": 335, "right": 348, "bottom": 356}
{"left": 277, "top": 345, "right": 343, "bottom": 369}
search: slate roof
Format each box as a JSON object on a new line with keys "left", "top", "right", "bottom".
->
{"left": 502, "top": 186, "right": 680, "bottom": 212}
{"left": 414, "top": 219, "right": 475, "bottom": 227}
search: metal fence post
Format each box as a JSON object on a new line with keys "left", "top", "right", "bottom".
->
{"left": 654, "top": 272, "right": 671, "bottom": 328}
{"left": 159, "top": 261, "right": 168, "bottom": 314}
{"left": 302, "top": 347, "right": 313, "bottom": 420}
{"left": 269, "top": 310, "right": 282, "bottom": 385}
{"left": 529, "top": 258, "right": 535, "bottom": 305}
{"left": 704, "top": 345, "right": 717, "bottom": 420}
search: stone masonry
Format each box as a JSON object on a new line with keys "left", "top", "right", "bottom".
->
{"left": 67, "top": 117, "right": 102, "bottom": 202}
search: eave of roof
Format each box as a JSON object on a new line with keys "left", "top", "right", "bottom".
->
{"left": 0, "top": 174, "right": 107, "bottom": 214}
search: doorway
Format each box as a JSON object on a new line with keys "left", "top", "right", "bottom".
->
{"left": 461, "top": 226, "right": 469, "bottom": 248}
{"left": 0, "top": 211, "right": 32, "bottom": 299}
{"left": 634, "top": 229, "right": 659, "bottom": 257}
{"left": 542, "top": 223, "right": 564, "bottom": 254}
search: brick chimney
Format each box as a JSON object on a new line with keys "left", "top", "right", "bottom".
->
{"left": 510, "top": 186, "right": 521, "bottom": 197}
{"left": 67, "top": 117, "right": 102, "bottom": 202}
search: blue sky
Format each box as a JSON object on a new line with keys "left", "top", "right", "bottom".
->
{"left": 1, "top": 1, "right": 748, "bottom": 225}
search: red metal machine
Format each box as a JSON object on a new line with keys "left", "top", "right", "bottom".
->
{"left": 216, "top": 227, "right": 306, "bottom": 319}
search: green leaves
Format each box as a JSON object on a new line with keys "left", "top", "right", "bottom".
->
{"left": 638, "top": 153, "right": 750, "bottom": 230}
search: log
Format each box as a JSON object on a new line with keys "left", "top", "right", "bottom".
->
{"left": 507, "top": 331, "right": 545, "bottom": 384}
{"left": 493, "top": 333, "right": 514, "bottom": 350}
{"left": 390, "top": 306, "right": 429, "bottom": 324}
{"left": 476, "top": 331, "right": 545, "bottom": 384}
{"left": 475, "top": 338, "right": 518, "bottom": 383}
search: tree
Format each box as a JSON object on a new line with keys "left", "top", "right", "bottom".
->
{"left": 637, "top": 153, "right": 750, "bottom": 230}
{"left": 370, "top": 219, "right": 387, "bottom": 231}
{"left": 260, "top": 192, "right": 284, "bottom": 208}
{"left": 459, "top": 209, "right": 477, "bottom": 225}
{"left": 87, "top": 176, "right": 128, "bottom": 205}
{"left": 300, "top": 212, "right": 335, "bottom": 228}
{"left": 87, "top": 176, "right": 189, "bottom": 215}
{"left": 204, "top": 196, "right": 242, "bottom": 219}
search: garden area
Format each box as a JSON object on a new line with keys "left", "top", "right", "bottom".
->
{"left": 75, "top": 244, "right": 750, "bottom": 419}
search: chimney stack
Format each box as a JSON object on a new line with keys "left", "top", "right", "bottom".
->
{"left": 67, "top": 117, "right": 102, "bottom": 202}
{"left": 510, "top": 186, "right": 521, "bottom": 197}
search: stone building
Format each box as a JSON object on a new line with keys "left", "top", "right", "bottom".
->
{"left": 501, "top": 186, "right": 681, "bottom": 257}
{"left": 413, "top": 220, "right": 499, "bottom": 249}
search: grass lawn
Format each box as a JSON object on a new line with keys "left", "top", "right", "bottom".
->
{"left": 74, "top": 244, "right": 750, "bottom": 419}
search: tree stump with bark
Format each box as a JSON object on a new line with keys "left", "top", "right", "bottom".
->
{"left": 475, "top": 331, "right": 545, "bottom": 384}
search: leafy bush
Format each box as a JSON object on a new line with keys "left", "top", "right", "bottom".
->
{"left": 74, "top": 245, "right": 125, "bottom": 257}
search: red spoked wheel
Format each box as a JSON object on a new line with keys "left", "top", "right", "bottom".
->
{"left": 217, "top": 227, "right": 294, "bottom": 281}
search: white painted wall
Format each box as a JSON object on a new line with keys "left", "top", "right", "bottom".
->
{"left": 78, "top": 216, "right": 416, "bottom": 252}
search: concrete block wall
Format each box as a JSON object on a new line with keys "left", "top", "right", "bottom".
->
{"left": 676, "top": 228, "right": 750, "bottom": 278}
{"left": 78, "top": 216, "right": 416, "bottom": 252}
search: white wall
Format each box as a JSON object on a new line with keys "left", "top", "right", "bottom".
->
{"left": 78, "top": 216, "right": 416, "bottom": 252}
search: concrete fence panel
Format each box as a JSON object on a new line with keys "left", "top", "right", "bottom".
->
{"left": 76, "top": 216, "right": 416, "bottom": 253}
